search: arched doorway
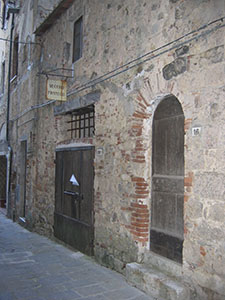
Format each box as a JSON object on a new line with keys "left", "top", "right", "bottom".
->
{"left": 150, "top": 96, "right": 184, "bottom": 263}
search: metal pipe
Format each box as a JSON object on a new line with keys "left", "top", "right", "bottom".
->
{"left": 6, "top": 13, "right": 14, "bottom": 142}
{"left": 6, "top": 146, "right": 12, "bottom": 218}
{"left": 6, "top": 13, "right": 15, "bottom": 219}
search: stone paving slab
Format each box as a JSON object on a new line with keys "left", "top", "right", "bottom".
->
{"left": 0, "top": 213, "right": 155, "bottom": 300}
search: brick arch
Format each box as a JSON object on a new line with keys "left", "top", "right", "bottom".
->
{"left": 120, "top": 91, "right": 188, "bottom": 250}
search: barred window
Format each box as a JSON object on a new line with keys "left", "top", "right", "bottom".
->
{"left": 67, "top": 105, "right": 94, "bottom": 139}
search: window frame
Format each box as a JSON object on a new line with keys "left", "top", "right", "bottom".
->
{"left": 1, "top": 61, "right": 5, "bottom": 95}
{"left": 72, "top": 16, "right": 83, "bottom": 63}
{"left": 12, "top": 35, "right": 19, "bottom": 79}
{"left": 67, "top": 105, "right": 95, "bottom": 139}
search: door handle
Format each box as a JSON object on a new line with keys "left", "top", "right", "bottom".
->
{"left": 64, "top": 191, "right": 82, "bottom": 201}
{"left": 64, "top": 191, "right": 79, "bottom": 196}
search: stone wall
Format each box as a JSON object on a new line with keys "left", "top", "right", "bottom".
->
{"left": 5, "top": 0, "right": 225, "bottom": 298}
{"left": 0, "top": 0, "right": 9, "bottom": 141}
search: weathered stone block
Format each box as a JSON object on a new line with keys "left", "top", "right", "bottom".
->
{"left": 194, "top": 172, "right": 225, "bottom": 200}
{"left": 163, "top": 58, "right": 187, "bottom": 80}
{"left": 201, "top": 45, "right": 224, "bottom": 65}
{"left": 126, "top": 262, "right": 190, "bottom": 300}
{"left": 175, "top": 46, "right": 189, "bottom": 57}
{"left": 206, "top": 203, "right": 225, "bottom": 222}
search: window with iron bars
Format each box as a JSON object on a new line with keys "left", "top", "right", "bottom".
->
{"left": 67, "top": 105, "right": 95, "bottom": 139}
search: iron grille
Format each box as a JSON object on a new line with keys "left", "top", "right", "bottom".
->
{"left": 67, "top": 105, "right": 95, "bottom": 139}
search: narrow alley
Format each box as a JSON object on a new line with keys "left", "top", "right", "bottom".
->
{"left": 0, "top": 213, "right": 153, "bottom": 300}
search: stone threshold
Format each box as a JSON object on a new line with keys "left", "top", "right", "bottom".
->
{"left": 126, "top": 252, "right": 190, "bottom": 300}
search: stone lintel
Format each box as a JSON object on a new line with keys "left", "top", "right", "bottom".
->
{"left": 54, "top": 91, "right": 100, "bottom": 116}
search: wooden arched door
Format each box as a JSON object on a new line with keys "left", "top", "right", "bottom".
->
{"left": 150, "top": 96, "right": 184, "bottom": 263}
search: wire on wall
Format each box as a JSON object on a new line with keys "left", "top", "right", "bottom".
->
{"left": 9, "top": 16, "right": 225, "bottom": 122}
{"left": 67, "top": 16, "right": 225, "bottom": 97}
{"left": 0, "top": 37, "right": 41, "bottom": 45}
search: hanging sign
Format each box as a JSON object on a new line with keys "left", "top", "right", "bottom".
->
{"left": 46, "top": 79, "right": 67, "bottom": 101}
{"left": 70, "top": 174, "right": 79, "bottom": 186}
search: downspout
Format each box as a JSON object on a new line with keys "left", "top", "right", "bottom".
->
{"left": 6, "top": 147, "right": 11, "bottom": 217}
{"left": 6, "top": 13, "right": 14, "bottom": 219}
{"left": 6, "top": 13, "right": 14, "bottom": 142}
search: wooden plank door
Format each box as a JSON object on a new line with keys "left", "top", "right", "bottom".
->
{"left": 20, "top": 141, "right": 27, "bottom": 217}
{"left": 54, "top": 147, "right": 94, "bottom": 256}
{"left": 0, "top": 156, "right": 7, "bottom": 208}
{"left": 150, "top": 97, "right": 184, "bottom": 263}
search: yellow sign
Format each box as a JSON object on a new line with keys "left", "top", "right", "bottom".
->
{"left": 46, "top": 79, "right": 67, "bottom": 101}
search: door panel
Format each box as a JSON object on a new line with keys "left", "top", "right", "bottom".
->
{"left": 80, "top": 149, "right": 94, "bottom": 224}
{"left": 20, "top": 141, "right": 27, "bottom": 217}
{"left": 0, "top": 156, "right": 7, "bottom": 208}
{"left": 54, "top": 147, "right": 94, "bottom": 256}
{"left": 151, "top": 97, "right": 184, "bottom": 263}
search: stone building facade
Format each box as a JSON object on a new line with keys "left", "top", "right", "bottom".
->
{"left": 1, "top": 0, "right": 225, "bottom": 299}
{"left": 0, "top": 0, "right": 10, "bottom": 210}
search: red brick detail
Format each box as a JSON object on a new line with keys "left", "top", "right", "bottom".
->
{"left": 131, "top": 177, "right": 150, "bottom": 201}
{"left": 184, "top": 177, "right": 192, "bottom": 186}
{"left": 132, "top": 212, "right": 149, "bottom": 217}
{"left": 136, "top": 237, "right": 149, "bottom": 246}
{"left": 119, "top": 88, "right": 151, "bottom": 244}
{"left": 128, "top": 122, "right": 143, "bottom": 137}
{"left": 136, "top": 182, "right": 148, "bottom": 186}
{"left": 137, "top": 101, "right": 147, "bottom": 111}
{"left": 131, "top": 222, "right": 149, "bottom": 229}
{"left": 122, "top": 201, "right": 150, "bottom": 243}
{"left": 131, "top": 203, "right": 148, "bottom": 208}
{"left": 200, "top": 246, "right": 206, "bottom": 257}
{"left": 184, "top": 172, "right": 193, "bottom": 187}
{"left": 133, "top": 139, "right": 145, "bottom": 153}
{"left": 184, "top": 225, "right": 188, "bottom": 235}
{"left": 132, "top": 159, "right": 145, "bottom": 163}
{"left": 132, "top": 124, "right": 143, "bottom": 129}
{"left": 135, "top": 190, "right": 149, "bottom": 195}
{"left": 184, "top": 194, "right": 189, "bottom": 203}
{"left": 131, "top": 177, "right": 146, "bottom": 182}
{"left": 136, "top": 186, "right": 148, "bottom": 190}
{"left": 184, "top": 118, "right": 192, "bottom": 132}
{"left": 137, "top": 92, "right": 150, "bottom": 108}
{"left": 133, "top": 111, "right": 150, "bottom": 119}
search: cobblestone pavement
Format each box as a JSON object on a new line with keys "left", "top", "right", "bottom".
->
{"left": 0, "top": 213, "right": 154, "bottom": 300}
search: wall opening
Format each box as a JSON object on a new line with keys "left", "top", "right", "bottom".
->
{"left": 12, "top": 36, "right": 19, "bottom": 79}
{"left": 67, "top": 105, "right": 95, "bottom": 139}
{"left": 150, "top": 96, "right": 184, "bottom": 263}
{"left": 20, "top": 140, "right": 27, "bottom": 218}
{"left": 54, "top": 146, "right": 94, "bottom": 255}
{"left": 0, "top": 155, "right": 7, "bottom": 208}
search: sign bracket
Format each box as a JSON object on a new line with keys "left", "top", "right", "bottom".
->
{"left": 37, "top": 67, "right": 73, "bottom": 79}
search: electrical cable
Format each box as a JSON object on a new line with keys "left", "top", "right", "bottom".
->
{"left": 10, "top": 100, "right": 56, "bottom": 122}
{"left": 0, "top": 37, "right": 41, "bottom": 45}
{"left": 9, "top": 16, "right": 225, "bottom": 122}
{"left": 70, "top": 22, "right": 225, "bottom": 96}
{"left": 67, "top": 16, "right": 225, "bottom": 97}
